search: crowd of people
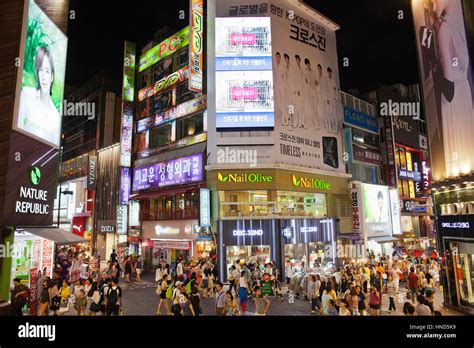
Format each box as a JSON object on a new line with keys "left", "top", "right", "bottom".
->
{"left": 7, "top": 246, "right": 442, "bottom": 317}
{"left": 286, "top": 255, "right": 441, "bottom": 316}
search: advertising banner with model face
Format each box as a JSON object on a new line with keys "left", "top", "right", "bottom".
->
{"left": 412, "top": 0, "right": 474, "bottom": 181}
{"left": 215, "top": 17, "right": 275, "bottom": 128}
{"left": 271, "top": 1, "right": 343, "bottom": 172}
{"left": 216, "top": 0, "right": 344, "bottom": 172}
{"left": 13, "top": 0, "right": 68, "bottom": 148}
{"left": 361, "top": 184, "right": 392, "bottom": 237}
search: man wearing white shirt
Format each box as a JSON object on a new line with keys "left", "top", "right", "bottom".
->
{"left": 292, "top": 55, "right": 305, "bottom": 128}
{"left": 282, "top": 53, "right": 292, "bottom": 127}
{"left": 303, "top": 58, "right": 316, "bottom": 130}
{"left": 176, "top": 259, "right": 185, "bottom": 278}
{"left": 275, "top": 52, "right": 287, "bottom": 127}
{"left": 327, "top": 67, "right": 340, "bottom": 134}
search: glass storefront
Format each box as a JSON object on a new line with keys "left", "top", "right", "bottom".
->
{"left": 219, "top": 190, "right": 327, "bottom": 219}
{"left": 226, "top": 245, "right": 271, "bottom": 275}
{"left": 450, "top": 241, "right": 474, "bottom": 308}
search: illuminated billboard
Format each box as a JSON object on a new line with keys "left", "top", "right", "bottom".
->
{"left": 13, "top": 0, "right": 68, "bottom": 148}
{"left": 412, "top": 0, "right": 474, "bottom": 180}
{"left": 215, "top": 17, "right": 275, "bottom": 129}
{"left": 361, "top": 184, "right": 392, "bottom": 237}
{"left": 139, "top": 26, "right": 190, "bottom": 72}
{"left": 132, "top": 153, "right": 203, "bottom": 191}
{"left": 122, "top": 41, "right": 136, "bottom": 102}
{"left": 189, "top": 0, "right": 204, "bottom": 92}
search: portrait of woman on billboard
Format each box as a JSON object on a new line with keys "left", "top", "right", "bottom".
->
{"left": 18, "top": 45, "right": 60, "bottom": 147}
{"left": 15, "top": 0, "right": 67, "bottom": 148}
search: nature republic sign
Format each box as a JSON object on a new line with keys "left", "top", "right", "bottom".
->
{"left": 217, "top": 172, "right": 273, "bottom": 184}
{"left": 292, "top": 175, "right": 331, "bottom": 191}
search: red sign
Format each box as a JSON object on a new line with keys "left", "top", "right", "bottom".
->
{"left": 350, "top": 188, "right": 361, "bottom": 233}
{"left": 42, "top": 239, "right": 53, "bottom": 277}
{"left": 86, "top": 190, "right": 94, "bottom": 212}
{"left": 29, "top": 268, "right": 38, "bottom": 316}
{"left": 72, "top": 216, "right": 85, "bottom": 237}
{"left": 33, "top": 240, "right": 41, "bottom": 269}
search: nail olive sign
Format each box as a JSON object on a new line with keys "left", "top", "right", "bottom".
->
{"left": 292, "top": 174, "right": 331, "bottom": 191}
{"left": 217, "top": 172, "right": 273, "bottom": 183}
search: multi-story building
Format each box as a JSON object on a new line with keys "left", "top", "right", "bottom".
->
{"left": 0, "top": 0, "right": 70, "bottom": 302}
{"left": 56, "top": 72, "right": 122, "bottom": 263}
{"left": 361, "top": 83, "right": 435, "bottom": 257}
{"left": 340, "top": 91, "right": 401, "bottom": 260}
{"left": 130, "top": 5, "right": 210, "bottom": 270}
{"left": 206, "top": 0, "right": 354, "bottom": 280}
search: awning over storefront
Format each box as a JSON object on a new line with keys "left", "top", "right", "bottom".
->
{"left": 23, "top": 228, "right": 88, "bottom": 245}
{"left": 338, "top": 233, "right": 362, "bottom": 240}
{"left": 368, "top": 236, "right": 399, "bottom": 243}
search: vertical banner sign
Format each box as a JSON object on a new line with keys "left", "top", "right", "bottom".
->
{"left": 389, "top": 188, "right": 402, "bottom": 235}
{"left": 123, "top": 42, "right": 136, "bottom": 103}
{"left": 384, "top": 116, "right": 397, "bottom": 187}
{"left": 199, "top": 188, "right": 211, "bottom": 227}
{"left": 87, "top": 155, "right": 97, "bottom": 190}
{"left": 350, "top": 185, "right": 361, "bottom": 234}
{"left": 120, "top": 103, "right": 133, "bottom": 167}
{"left": 120, "top": 167, "right": 131, "bottom": 205}
{"left": 189, "top": 0, "right": 204, "bottom": 92}
{"left": 129, "top": 200, "right": 140, "bottom": 227}
{"left": 117, "top": 205, "right": 128, "bottom": 235}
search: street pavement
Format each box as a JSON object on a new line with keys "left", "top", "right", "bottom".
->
{"left": 117, "top": 273, "right": 460, "bottom": 316}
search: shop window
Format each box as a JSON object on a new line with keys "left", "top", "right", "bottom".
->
{"left": 276, "top": 191, "right": 327, "bottom": 218}
{"left": 219, "top": 191, "right": 269, "bottom": 218}
{"left": 149, "top": 123, "right": 173, "bottom": 149}
{"left": 226, "top": 245, "right": 270, "bottom": 276}
{"left": 449, "top": 241, "right": 474, "bottom": 306}
{"left": 409, "top": 181, "right": 416, "bottom": 198}
{"left": 175, "top": 48, "right": 189, "bottom": 70}
{"left": 177, "top": 113, "right": 204, "bottom": 140}
{"left": 398, "top": 147, "right": 407, "bottom": 170}
{"left": 176, "top": 81, "right": 196, "bottom": 105}
{"left": 138, "top": 99, "right": 150, "bottom": 119}
{"left": 153, "top": 61, "right": 165, "bottom": 82}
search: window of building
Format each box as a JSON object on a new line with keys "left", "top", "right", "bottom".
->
{"left": 149, "top": 123, "right": 173, "bottom": 149}
{"left": 177, "top": 113, "right": 204, "bottom": 140}
{"left": 176, "top": 81, "right": 196, "bottom": 105}
{"left": 175, "top": 48, "right": 189, "bottom": 70}
{"left": 352, "top": 128, "right": 379, "bottom": 148}
{"left": 348, "top": 163, "right": 381, "bottom": 184}
{"left": 276, "top": 191, "right": 327, "bottom": 218}
{"left": 219, "top": 190, "right": 269, "bottom": 218}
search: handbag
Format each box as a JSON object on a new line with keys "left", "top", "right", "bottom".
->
{"left": 90, "top": 302, "right": 101, "bottom": 312}
{"left": 58, "top": 298, "right": 70, "bottom": 313}
{"left": 156, "top": 284, "right": 162, "bottom": 296}
{"left": 50, "top": 296, "right": 61, "bottom": 310}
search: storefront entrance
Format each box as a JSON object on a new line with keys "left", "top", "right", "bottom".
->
{"left": 226, "top": 245, "right": 271, "bottom": 274}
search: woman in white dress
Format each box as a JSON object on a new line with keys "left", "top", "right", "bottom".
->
{"left": 18, "top": 45, "right": 61, "bottom": 146}
{"left": 434, "top": 0, "right": 474, "bottom": 176}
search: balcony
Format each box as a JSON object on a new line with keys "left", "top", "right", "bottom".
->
{"left": 140, "top": 207, "right": 198, "bottom": 221}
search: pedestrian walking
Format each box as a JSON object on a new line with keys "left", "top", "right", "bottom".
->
{"left": 156, "top": 276, "right": 170, "bottom": 315}
{"left": 408, "top": 267, "right": 419, "bottom": 304}
{"left": 215, "top": 282, "right": 227, "bottom": 316}
{"left": 369, "top": 287, "right": 381, "bottom": 316}
{"left": 253, "top": 286, "right": 270, "bottom": 316}
{"left": 10, "top": 278, "right": 29, "bottom": 316}
{"left": 238, "top": 271, "right": 249, "bottom": 313}
{"left": 104, "top": 278, "right": 122, "bottom": 316}
{"left": 190, "top": 286, "right": 202, "bottom": 316}
{"left": 225, "top": 290, "right": 240, "bottom": 316}
{"left": 135, "top": 255, "right": 143, "bottom": 282}
{"left": 124, "top": 256, "right": 132, "bottom": 283}
{"left": 386, "top": 275, "right": 397, "bottom": 313}
{"left": 38, "top": 279, "right": 50, "bottom": 316}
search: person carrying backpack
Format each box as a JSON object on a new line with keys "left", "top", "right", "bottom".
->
{"left": 105, "top": 278, "right": 122, "bottom": 316}
{"left": 10, "top": 278, "right": 30, "bottom": 316}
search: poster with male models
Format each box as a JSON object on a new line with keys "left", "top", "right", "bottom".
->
{"left": 270, "top": 1, "right": 344, "bottom": 172}
{"left": 412, "top": 0, "right": 474, "bottom": 181}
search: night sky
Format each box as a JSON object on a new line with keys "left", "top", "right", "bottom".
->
{"left": 66, "top": 0, "right": 419, "bottom": 93}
